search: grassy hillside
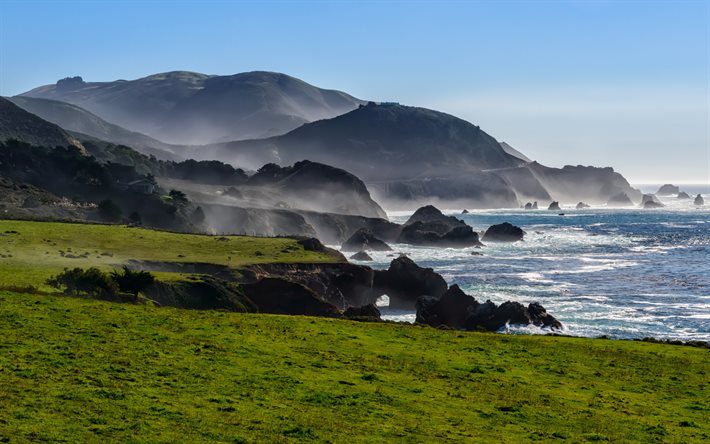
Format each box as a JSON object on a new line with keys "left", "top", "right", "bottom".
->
{"left": 0, "top": 291, "right": 707, "bottom": 443}
{"left": 0, "top": 220, "right": 342, "bottom": 290}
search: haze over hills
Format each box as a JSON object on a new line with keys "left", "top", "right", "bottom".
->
{"left": 7, "top": 96, "right": 180, "bottom": 160}
{"left": 0, "top": 97, "right": 85, "bottom": 152}
{"left": 20, "top": 71, "right": 365, "bottom": 145}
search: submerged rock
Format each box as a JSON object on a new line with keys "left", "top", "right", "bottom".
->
{"left": 341, "top": 228, "right": 392, "bottom": 252}
{"left": 349, "top": 251, "right": 373, "bottom": 261}
{"left": 576, "top": 202, "right": 590, "bottom": 209}
{"left": 695, "top": 194, "right": 705, "bottom": 206}
{"left": 677, "top": 192, "right": 690, "bottom": 199}
{"left": 482, "top": 222, "right": 524, "bottom": 242}
{"left": 656, "top": 184, "right": 680, "bottom": 195}
{"left": 547, "top": 201, "right": 561, "bottom": 211}
{"left": 415, "top": 284, "right": 562, "bottom": 332}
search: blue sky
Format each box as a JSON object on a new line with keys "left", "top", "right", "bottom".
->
{"left": 1, "top": 0, "right": 708, "bottom": 183}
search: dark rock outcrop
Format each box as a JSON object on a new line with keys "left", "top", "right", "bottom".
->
{"left": 482, "top": 222, "right": 524, "bottom": 242}
{"left": 607, "top": 192, "right": 634, "bottom": 206}
{"left": 547, "top": 201, "right": 561, "bottom": 211}
{"left": 523, "top": 201, "right": 538, "bottom": 210}
{"left": 349, "top": 251, "right": 373, "bottom": 261}
{"left": 695, "top": 194, "right": 705, "bottom": 206}
{"left": 343, "top": 304, "right": 381, "bottom": 321}
{"left": 677, "top": 192, "right": 690, "bottom": 199}
{"left": 145, "top": 276, "right": 256, "bottom": 312}
{"left": 341, "top": 228, "right": 392, "bottom": 252}
{"left": 657, "top": 184, "right": 680, "bottom": 195}
{"left": 396, "top": 205, "right": 482, "bottom": 248}
{"left": 461, "top": 209, "right": 469, "bottom": 214}
{"left": 373, "top": 257, "right": 448, "bottom": 309}
{"left": 416, "top": 284, "right": 562, "bottom": 332}
{"left": 643, "top": 200, "right": 664, "bottom": 209}
{"left": 576, "top": 202, "right": 590, "bottom": 209}
{"left": 242, "top": 277, "right": 341, "bottom": 317}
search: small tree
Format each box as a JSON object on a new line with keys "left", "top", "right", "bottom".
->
{"left": 98, "top": 199, "right": 122, "bottom": 222}
{"left": 111, "top": 266, "right": 155, "bottom": 300}
{"left": 169, "top": 189, "right": 188, "bottom": 206}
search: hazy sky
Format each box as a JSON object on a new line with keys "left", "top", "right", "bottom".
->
{"left": 1, "top": 0, "right": 708, "bottom": 184}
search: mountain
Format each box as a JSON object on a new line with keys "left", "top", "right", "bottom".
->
{"left": 6, "top": 96, "right": 179, "bottom": 160}
{"left": 198, "top": 102, "right": 523, "bottom": 179}
{"left": 20, "top": 71, "right": 365, "bottom": 145}
{"left": 0, "top": 97, "right": 85, "bottom": 151}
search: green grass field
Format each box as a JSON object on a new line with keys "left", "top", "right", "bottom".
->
{"left": 0, "top": 220, "right": 342, "bottom": 290}
{"left": 0, "top": 291, "right": 707, "bottom": 443}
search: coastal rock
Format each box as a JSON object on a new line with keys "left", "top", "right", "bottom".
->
{"left": 343, "top": 304, "right": 381, "bottom": 321}
{"left": 643, "top": 200, "right": 664, "bottom": 209}
{"left": 640, "top": 194, "right": 663, "bottom": 208}
{"left": 373, "top": 256, "right": 448, "bottom": 309}
{"left": 607, "top": 192, "right": 634, "bottom": 206}
{"left": 461, "top": 209, "right": 470, "bottom": 214}
{"left": 482, "top": 222, "right": 524, "bottom": 242}
{"left": 656, "top": 184, "right": 680, "bottom": 195}
{"left": 576, "top": 202, "right": 590, "bottom": 209}
{"left": 242, "top": 277, "right": 341, "bottom": 317}
{"left": 677, "top": 192, "right": 690, "bottom": 199}
{"left": 548, "top": 201, "right": 561, "bottom": 211}
{"left": 397, "top": 205, "right": 482, "bottom": 248}
{"left": 415, "top": 285, "right": 562, "bottom": 332}
{"left": 349, "top": 251, "right": 373, "bottom": 261}
{"left": 341, "top": 228, "right": 392, "bottom": 252}
{"left": 695, "top": 194, "right": 705, "bottom": 206}
{"left": 523, "top": 201, "right": 538, "bottom": 210}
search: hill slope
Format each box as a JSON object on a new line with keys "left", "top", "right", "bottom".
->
{"left": 1, "top": 290, "right": 707, "bottom": 442}
{"left": 20, "top": 71, "right": 365, "bottom": 144}
{"left": 7, "top": 96, "right": 179, "bottom": 160}
{"left": 0, "top": 97, "right": 84, "bottom": 150}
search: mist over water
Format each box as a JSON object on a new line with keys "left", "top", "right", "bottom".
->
{"left": 348, "top": 187, "right": 710, "bottom": 341}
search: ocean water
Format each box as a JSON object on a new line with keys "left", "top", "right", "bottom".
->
{"left": 348, "top": 187, "right": 710, "bottom": 341}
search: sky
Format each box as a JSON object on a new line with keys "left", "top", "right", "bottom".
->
{"left": 1, "top": 0, "right": 708, "bottom": 184}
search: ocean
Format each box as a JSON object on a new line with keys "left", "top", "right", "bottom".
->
{"left": 350, "top": 184, "right": 710, "bottom": 341}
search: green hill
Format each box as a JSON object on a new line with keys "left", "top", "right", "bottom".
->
{"left": 0, "top": 291, "right": 707, "bottom": 442}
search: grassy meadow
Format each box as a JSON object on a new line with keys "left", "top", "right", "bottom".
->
{"left": 0, "top": 291, "right": 708, "bottom": 443}
{"left": 0, "top": 220, "right": 342, "bottom": 291}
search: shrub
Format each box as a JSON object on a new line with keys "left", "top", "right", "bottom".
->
{"left": 111, "top": 266, "right": 155, "bottom": 299}
{"left": 169, "top": 189, "right": 188, "bottom": 206}
{"left": 47, "top": 267, "right": 118, "bottom": 298}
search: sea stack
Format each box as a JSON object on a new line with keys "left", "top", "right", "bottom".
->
{"left": 548, "top": 201, "right": 561, "bottom": 211}
{"left": 656, "top": 184, "right": 679, "bottom": 195}
{"left": 695, "top": 194, "right": 705, "bottom": 206}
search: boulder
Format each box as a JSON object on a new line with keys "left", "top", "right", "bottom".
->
{"left": 373, "top": 256, "right": 448, "bottom": 309}
{"left": 341, "top": 228, "right": 392, "bottom": 252}
{"left": 677, "top": 192, "right": 690, "bottom": 199}
{"left": 607, "top": 192, "right": 634, "bottom": 206}
{"left": 575, "top": 202, "right": 590, "bottom": 209}
{"left": 547, "top": 201, "right": 561, "bottom": 211}
{"left": 343, "top": 303, "right": 381, "bottom": 321}
{"left": 415, "top": 285, "right": 562, "bottom": 332}
{"left": 643, "top": 200, "right": 664, "bottom": 209}
{"left": 656, "top": 184, "right": 680, "bottom": 195}
{"left": 242, "top": 277, "right": 341, "bottom": 317}
{"left": 482, "top": 222, "right": 524, "bottom": 242}
{"left": 461, "top": 209, "right": 470, "bottom": 214}
{"left": 349, "top": 251, "right": 373, "bottom": 261}
{"left": 695, "top": 194, "right": 705, "bottom": 206}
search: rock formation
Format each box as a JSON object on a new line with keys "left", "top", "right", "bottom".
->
{"left": 482, "top": 222, "right": 524, "bottom": 242}
{"left": 607, "top": 192, "right": 634, "bottom": 206}
{"left": 548, "top": 201, "right": 561, "bottom": 211}
{"left": 396, "top": 205, "right": 483, "bottom": 248}
{"left": 576, "top": 202, "right": 590, "bottom": 209}
{"left": 677, "top": 192, "right": 690, "bottom": 199}
{"left": 695, "top": 194, "right": 705, "bottom": 206}
{"left": 656, "top": 184, "right": 680, "bottom": 195}
{"left": 341, "top": 228, "right": 392, "bottom": 252}
{"left": 372, "top": 257, "right": 448, "bottom": 309}
{"left": 415, "top": 285, "right": 562, "bottom": 331}
{"left": 349, "top": 251, "right": 373, "bottom": 261}
{"left": 640, "top": 194, "right": 663, "bottom": 208}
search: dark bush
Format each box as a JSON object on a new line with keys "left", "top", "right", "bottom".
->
{"left": 111, "top": 266, "right": 155, "bottom": 299}
{"left": 47, "top": 267, "right": 118, "bottom": 298}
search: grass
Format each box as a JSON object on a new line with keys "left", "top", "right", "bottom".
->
{"left": 0, "top": 220, "right": 342, "bottom": 291}
{"left": 0, "top": 291, "right": 708, "bottom": 443}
